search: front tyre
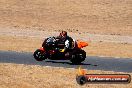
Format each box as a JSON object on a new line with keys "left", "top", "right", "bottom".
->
{"left": 33, "top": 49, "right": 47, "bottom": 61}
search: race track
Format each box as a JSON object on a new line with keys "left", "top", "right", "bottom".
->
{"left": 0, "top": 51, "right": 132, "bottom": 73}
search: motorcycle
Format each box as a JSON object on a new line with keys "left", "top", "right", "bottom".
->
{"left": 33, "top": 37, "right": 88, "bottom": 64}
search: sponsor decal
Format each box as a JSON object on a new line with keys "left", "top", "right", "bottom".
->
{"left": 76, "top": 66, "right": 131, "bottom": 85}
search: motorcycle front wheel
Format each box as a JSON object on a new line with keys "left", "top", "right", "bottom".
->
{"left": 33, "top": 49, "right": 47, "bottom": 61}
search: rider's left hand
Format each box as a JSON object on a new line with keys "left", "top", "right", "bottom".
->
{"left": 59, "top": 49, "right": 65, "bottom": 52}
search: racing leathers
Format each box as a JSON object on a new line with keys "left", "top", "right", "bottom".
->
{"left": 56, "top": 36, "right": 74, "bottom": 52}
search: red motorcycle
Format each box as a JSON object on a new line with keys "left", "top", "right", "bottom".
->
{"left": 33, "top": 37, "right": 88, "bottom": 64}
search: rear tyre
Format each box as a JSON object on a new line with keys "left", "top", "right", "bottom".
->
{"left": 33, "top": 49, "right": 47, "bottom": 61}
{"left": 70, "top": 50, "right": 86, "bottom": 64}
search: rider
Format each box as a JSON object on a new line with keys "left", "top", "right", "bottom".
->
{"left": 56, "top": 31, "right": 74, "bottom": 52}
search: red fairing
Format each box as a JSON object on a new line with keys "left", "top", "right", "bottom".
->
{"left": 39, "top": 47, "right": 45, "bottom": 51}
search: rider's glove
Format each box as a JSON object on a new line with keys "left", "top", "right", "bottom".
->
{"left": 59, "top": 49, "right": 65, "bottom": 52}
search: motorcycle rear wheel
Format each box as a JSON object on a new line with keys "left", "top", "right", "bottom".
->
{"left": 70, "top": 50, "right": 86, "bottom": 64}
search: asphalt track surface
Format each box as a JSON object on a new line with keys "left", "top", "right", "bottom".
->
{"left": 0, "top": 51, "right": 132, "bottom": 73}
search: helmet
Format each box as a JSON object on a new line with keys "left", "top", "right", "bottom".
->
{"left": 61, "top": 31, "right": 67, "bottom": 37}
